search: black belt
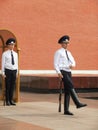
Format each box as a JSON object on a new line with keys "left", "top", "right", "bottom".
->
{"left": 5, "top": 68, "right": 17, "bottom": 72}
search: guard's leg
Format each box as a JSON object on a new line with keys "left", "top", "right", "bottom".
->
{"left": 70, "top": 88, "right": 87, "bottom": 108}
{"left": 64, "top": 91, "right": 73, "bottom": 115}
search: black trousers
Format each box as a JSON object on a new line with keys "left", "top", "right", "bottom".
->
{"left": 61, "top": 70, "right": 85, "bottom": 112}
{"left": 61, "top": 70, "right": 74, "bottom": 112}
{"left": 61, "top": 70, "right": 74, "bottom": 91}
{"left": 5, "top": 69, "right": 17, "bottom": 103}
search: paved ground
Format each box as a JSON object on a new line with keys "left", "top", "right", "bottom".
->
{"left": 0, "top": 91, "right": 98, "bottom": 130}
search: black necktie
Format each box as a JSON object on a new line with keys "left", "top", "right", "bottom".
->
{"left": 65, "top": 50, "right": 70, "bottom": 61}
{"left": 11, "top": 51, "right": 15, "bottom": 65}
{"left": 65, "top": 50, "right": 72, "bottom": 64}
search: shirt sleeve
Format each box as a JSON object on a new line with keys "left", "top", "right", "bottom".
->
{"left": 68, "top": 51, "right": 76, "bottom": 67}
{"left": 54, "top": 51, "right": 61, "bottom": 74}
{"left": 1, "top": 53, "right": 5, "bottom": 75}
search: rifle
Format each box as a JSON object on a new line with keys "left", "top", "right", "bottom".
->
{"left": 58, "top": 80, "right": 63, "bottom": 112}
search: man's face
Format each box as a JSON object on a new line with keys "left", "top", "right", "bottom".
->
{"left": 7, "top": 44, "right": 15, "bottom": 50}
{"left": 61, "top": 43, "right": 69, "bottom": 49}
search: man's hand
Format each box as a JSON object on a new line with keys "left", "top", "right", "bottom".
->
{"left": 69, "top": 65, "right": 73, "bottom": 69}
{"left": 2, "top": 74, "right": 6, "bottom": 79}
{"left": 58, "top": 73, "right": 63, "bottom": 80}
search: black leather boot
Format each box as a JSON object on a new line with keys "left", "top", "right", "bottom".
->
{"left": 70, "top": 89, "right": 87, "bottom": 108}
{"left": 64, "top": 92, "right": 74, "bottom": 115}
{"left": 9, "top": 101, "right": 16, "bottom": 105}
{"left": 6, "top": 101, "right": 10, "bottom": 106}
{"left": 6, "top": 98, "right": 10, "bottom": 106}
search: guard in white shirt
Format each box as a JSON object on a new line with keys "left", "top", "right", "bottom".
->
{"left": 1, "top": 38, "right": 18, "bottom": 106}
{"left": 54, "top": 35, "right": 87, "bottom": 115}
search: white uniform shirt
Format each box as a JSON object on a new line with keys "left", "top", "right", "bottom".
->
{"left": 1, "top": 49, "right": 18, "bottom": 75}
{"left": 54, "top": 48, "right": 76, "bottom": 74}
